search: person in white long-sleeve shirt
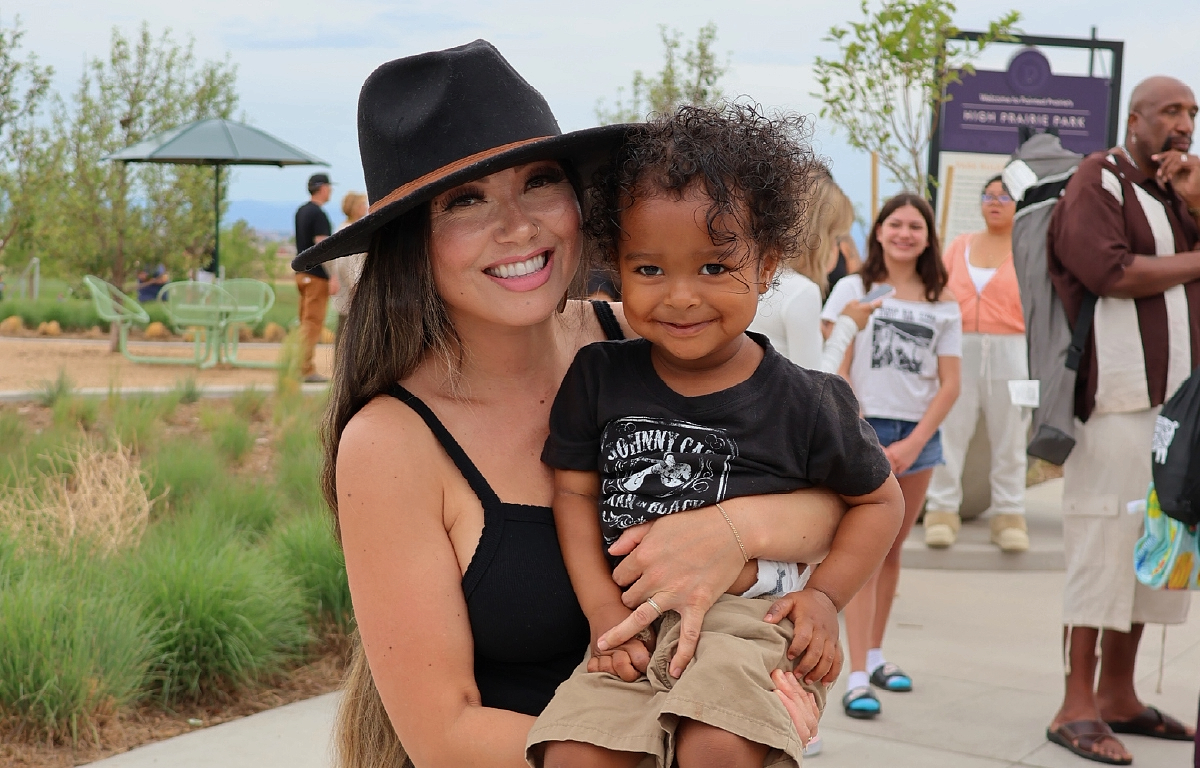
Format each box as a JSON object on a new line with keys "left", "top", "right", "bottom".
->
{"left": 751, "top": 174, "right": 878, "bottom": 374}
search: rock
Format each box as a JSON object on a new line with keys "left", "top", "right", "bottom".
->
{"left": 182, "top": 327, "right": 206, "bottom": 343}
{"left": 86, "top": 325, "right": 104, "bottom": 338}
{"left": 143, "top": 321, "right": 170, "bottom": 340}
{"left": 0, "top": 315, "right": 23, "bottom": 335}
{"left": 238, "top": 325, "right": 254, "bottom": 342}
{"left": 262, "top": 322, "right": 286, "bottom": 343}
{"left": 37, "top": 320, "right": 62, "bottom": 337}
{"left": 319, "top": 328, "right": 335, "bottom": 344}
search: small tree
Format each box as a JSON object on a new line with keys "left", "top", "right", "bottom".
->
{"left": 813, "top": 0, "right": 1020, "bottom": 196}
{"left": 596, "top": 22, "right": 729, "bottom": 124}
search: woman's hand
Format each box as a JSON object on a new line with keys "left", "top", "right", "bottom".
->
{"left": 600, "top": 509, "right": 745, "bottom": 678}
{"left": 839, "top": 298, "right": 883, "bottom": 331}
{"left": 771, "top": 669, "right": 821, "bottom": 747}
{"left": 587, "top": 602, "right": 652, "bottom": 682}
{"left": 883, "top": 435, "right": 923, "bottom": 475}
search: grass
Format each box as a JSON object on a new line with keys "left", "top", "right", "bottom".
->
{"left": 0, "top": 409, "right": 25, "bottom": 447}
{"left": 270, "top": 513, "right": 352, "bottom": 633}
{"left": 129, "top": 514, "right": 310, "bottom": 704}
{"left": 231, "top": 386, "right": 268, "bottom": 421}
{"left": 211, "top": 413, "right": 254, "bottom": 464}
{"left": 52, "top": 395, "right": 100, "bottom": 431}
{"left": 0, "top": 546, "right": 157, "bottom": 743}
{"left": 275, "top": 415, "right": 325, "bottom": 512}
{"left": 173, "top": 375, "right": 203, "bottom": 405}
{"left": 145, "top": 438, "right": 223, "bottom": 511}
{"left": 107, "top": 395, "right": 164, "bottom": 453}
{"left": 194, "top": 480, "right": 279, "bottom": 541}
{"left": 37, "top": 369, "right": 74, "bottom": 408}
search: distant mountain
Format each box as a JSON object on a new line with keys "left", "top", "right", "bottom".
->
{"left": 227, "top": 200, "right": 346, "bottom": 239}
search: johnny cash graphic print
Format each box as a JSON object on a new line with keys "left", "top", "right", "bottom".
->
{"left": 871, "top": 307, "right": 936, "bottom": 374}
{"left": 598, "top": 416, "right": 737, "bottom": 545}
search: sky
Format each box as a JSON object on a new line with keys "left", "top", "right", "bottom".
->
{"left": 11, "top": 0, "right": 1200, "bottom": 234}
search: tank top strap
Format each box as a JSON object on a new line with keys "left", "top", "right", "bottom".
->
{"left": 386, "top": 384, "right": 502, "bottom": 508}
{"left": 590, "top": 300, "right": 626, "bottom": 341}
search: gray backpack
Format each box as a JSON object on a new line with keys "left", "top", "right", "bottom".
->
{"left": 1003, "top": 131, "right": 1095, "bottom": 465}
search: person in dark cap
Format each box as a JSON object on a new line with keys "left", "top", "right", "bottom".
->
{"left": 296, "top": 40, "right": 839, "bottom": 767}
{"left": 293, "top": 172, "right": 339, "bottom": 382}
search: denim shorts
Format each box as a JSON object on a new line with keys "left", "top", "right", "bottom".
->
{"left": 865, "top": 417, "right": 944, "bottom": 476}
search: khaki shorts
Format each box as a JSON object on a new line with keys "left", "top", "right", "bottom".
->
{"left": 1062, "top": 409, "right": 1190, "bottom": 632}
{"left": 526, "top": 595, "right": 826, "bottom": 768}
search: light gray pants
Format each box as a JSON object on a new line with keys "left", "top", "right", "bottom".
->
{"left": 926, "top": 332, "right": 1030, "bottom": 516}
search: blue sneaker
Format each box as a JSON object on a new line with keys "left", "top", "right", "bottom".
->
{"left": 842, "top": 686, "right": 881, "bottom": 719}
{"left": 869, "top": 662, "right": 913, "bottom": 692}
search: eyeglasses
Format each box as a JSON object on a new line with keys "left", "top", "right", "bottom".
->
{"left": 981, "top": 194, "right": 1013, "bottom": 204}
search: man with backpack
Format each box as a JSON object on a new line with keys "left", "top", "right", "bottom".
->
{"left": 1045, "top": 75, "right": 1200, "bottom": 765}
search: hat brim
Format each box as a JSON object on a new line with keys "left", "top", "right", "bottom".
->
{"left": 291, "top": 124, "right": 631, "bottom": 271}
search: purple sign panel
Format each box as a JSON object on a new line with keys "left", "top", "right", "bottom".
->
{"left": 941, "top": 49, "right": 1112, "bottom": 155}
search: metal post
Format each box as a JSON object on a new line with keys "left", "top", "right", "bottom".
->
{"left": 1088, "top": 26, "right": 1096, "bottom": 77}
{"left": 213, "top": 164, "right": 221, "bottom": 277}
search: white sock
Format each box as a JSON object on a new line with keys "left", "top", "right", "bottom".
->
{"left": 847, "top": 670, "right": 870, "bottom": 691}
{"left": 867, "top": 648, "right": 886, "bottom": 674}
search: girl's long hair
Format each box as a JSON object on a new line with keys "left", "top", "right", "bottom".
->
{"left": 860, "top": 193, "right": 947, "bottom": 303}
{"left": 788, "top": 173, "right": 854, "bottom": 293}
{"left": 320, "top": 203, "right": 453, "bottom": 768}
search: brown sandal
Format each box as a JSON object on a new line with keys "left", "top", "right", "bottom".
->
{"left": 1046, "top": 720, "right": 1132, "bottom": 765}
{"left": 1107, "top": 705, "right": 1195, "bottom": 741}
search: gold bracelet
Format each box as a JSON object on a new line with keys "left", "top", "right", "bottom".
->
{"left": 715, "top": 502, "right": 750, "bottom": 563}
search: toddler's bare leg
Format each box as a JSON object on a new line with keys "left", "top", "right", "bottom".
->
{"left": 541, "top": 740, "right": 645, "bottom": 768}
{"left": 674, "top": 719, "right": 769, "bottom": 768}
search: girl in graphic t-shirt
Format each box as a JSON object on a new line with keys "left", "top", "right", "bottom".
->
{"left": 821, "top": 193, "right": 963, "bottom": 720}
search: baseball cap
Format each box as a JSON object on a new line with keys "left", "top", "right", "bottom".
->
{"left": 307, "top": 173, "right": 333, "bottom": 193}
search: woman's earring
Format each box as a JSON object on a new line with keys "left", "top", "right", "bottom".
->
{"left": 557, "top": 291, "right": 568, "bottom": 314}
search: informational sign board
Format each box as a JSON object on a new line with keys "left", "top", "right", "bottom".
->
{"left": 928, "top": 34, "right": 1123, "bottom": 244}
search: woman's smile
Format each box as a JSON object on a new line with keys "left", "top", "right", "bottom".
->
{"left": 482, "top": 249, "right": 554, "bottom": 291}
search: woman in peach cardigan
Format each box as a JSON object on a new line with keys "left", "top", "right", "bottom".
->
{"left": 923, "top": 176, "right": 1030, "bottom": 552}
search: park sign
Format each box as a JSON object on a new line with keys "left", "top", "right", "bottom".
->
{"left": 928, "top": 34, "right": 1123, "bottom": 246}
{"left": 941, "top": 49, "right": 1110, "bottom": 156}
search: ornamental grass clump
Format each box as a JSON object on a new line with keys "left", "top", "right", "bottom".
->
{"left": 194, "top": 480, "right": 280, "bottom": 541}
{"left": 52, "top": 395, "right": 100, "bottom": 431}
{"left": 231, "top": 385, "right": 268, "bottom": 421}
{"left": 129, "top": 515, "right": 310, "bottom": 704}
{"left": 107, "top": 394, "right": 166, "bottom": 453}
{"left": 145, "top": 438, "right": 222, "bottom": 512}
{"left": 271, "top": 512, "right": 353, "bottom": 634}
{"left": 0, "top": 545, "right": 156, "bottom": 744}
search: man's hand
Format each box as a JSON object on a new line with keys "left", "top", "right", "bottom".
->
{"left": 764, "top": 588, "right": 842, "bottom": 685}
{"left": 1154, "top": 151, "right": 1200, "bottom": 207}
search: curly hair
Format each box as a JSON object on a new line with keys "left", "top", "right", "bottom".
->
{"left": 584, "top": 103, "right": 820, "bottom": 273}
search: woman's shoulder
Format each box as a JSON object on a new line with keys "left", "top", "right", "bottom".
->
{"left": 339, "top": 392, "right": 447, "bottom": 492}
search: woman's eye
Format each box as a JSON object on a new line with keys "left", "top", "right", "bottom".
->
{"left": 527, "top": 168, "right": 566, "bottom": 190}
{"left": 700, "top": 263, "right": 727, "bottom": 276}
{"left": 634, "top": 265, "right": 663, "bottom": 277}
{"left": 444, "top": 190, "right": 483, "bottom": 209}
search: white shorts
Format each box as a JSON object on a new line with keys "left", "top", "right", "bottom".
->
{"left": 1061, "top": 408, "right": 1190, "bottom": 631}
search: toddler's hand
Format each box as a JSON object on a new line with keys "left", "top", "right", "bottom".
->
{"left": 587, "top": 605, "right": 654, "bottom": 682}
{"left": 764, "top": 588, "right": 841, "bottom": 685}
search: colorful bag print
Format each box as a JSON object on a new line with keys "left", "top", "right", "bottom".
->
{"left": 1134, "top": 485, "right": 1200, "bottom": 591}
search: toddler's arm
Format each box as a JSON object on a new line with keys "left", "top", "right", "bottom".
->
{"left": 553, "top": 469, "right": 652, "bottom": 682}
{"left": 764, "top": 474, "right": 905, "bottom": 684}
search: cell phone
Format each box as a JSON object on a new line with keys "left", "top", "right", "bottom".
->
{"left": 861, "top": 284, "right": 896, "bottom": 303}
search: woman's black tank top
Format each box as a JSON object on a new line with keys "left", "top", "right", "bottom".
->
{"left": 384, "top": 301, "right": 624, "bottom": 716}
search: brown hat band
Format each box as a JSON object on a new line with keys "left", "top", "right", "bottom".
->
{"left": 368, "top": 135, "right": 554, "bottom": 214}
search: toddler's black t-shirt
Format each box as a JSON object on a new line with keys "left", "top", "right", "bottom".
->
{"left": 542, "top": 333, "right": 892, "bottom": 547}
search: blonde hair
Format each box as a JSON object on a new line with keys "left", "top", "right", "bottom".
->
{"left": 787, "top": 175, "right": 854, "bottom": 293}
{"left": 342, "top": 191, "right": 368, "bottom": 222}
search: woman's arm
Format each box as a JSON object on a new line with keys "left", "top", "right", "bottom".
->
{"left": 883, "top": 355, "right": 962, "bottom": 475}
{"left": 337, "top": 400, "right": 533, "bottom": 768}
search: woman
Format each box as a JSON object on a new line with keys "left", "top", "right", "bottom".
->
{"left": 924, "top": 176, "right": 1030, "bottom": 551}
{"left": 750, "top": 173, "right": 877, "bottom": 374}
{"left": 295, "top": 41, "right": 842, "bottom": 768}
{"left": 822, "top": 194, "right": 962, "bottom": 719}
{"left": 331, "top": 191, "right": 369, "bottom": 341}
{"left": 826, "top": 234, "right": 862, "bottom": 290}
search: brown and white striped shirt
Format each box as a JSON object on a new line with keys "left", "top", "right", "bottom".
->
{"left": 1048, "top": 148, "right": 1200, "bottom": 421}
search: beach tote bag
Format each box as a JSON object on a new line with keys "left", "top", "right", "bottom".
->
{"left": 1134, "top": 485, "right": 1200, "bottom": 591}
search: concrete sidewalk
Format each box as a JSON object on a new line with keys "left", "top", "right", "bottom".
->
{"left": 87, "top": 481, "right": 1200, "bottom": 768}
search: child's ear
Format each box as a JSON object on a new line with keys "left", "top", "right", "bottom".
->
{"left": 758, "top": 251, "right": 781, "bottom": 293}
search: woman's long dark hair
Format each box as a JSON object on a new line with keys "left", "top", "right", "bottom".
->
{"left": 861, "top": 193, "right": 947, "bottom": 303}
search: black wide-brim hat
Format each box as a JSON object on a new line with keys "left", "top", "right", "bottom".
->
{"left": 292, "top": 40, "right": 630, "bottom": 271}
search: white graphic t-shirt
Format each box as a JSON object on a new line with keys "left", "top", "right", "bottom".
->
{"left": 822, "top": 275, "right": 963, "bottom": 422}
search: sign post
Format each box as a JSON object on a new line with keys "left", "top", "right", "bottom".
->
{"left": 927, "top": 33, "right": 1123, "bottom": 244}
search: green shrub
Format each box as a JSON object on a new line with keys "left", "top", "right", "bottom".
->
{"left": 194, "top": 480, "right": 279, "bottom": 540}
{"left": 0, "top": 549, "right": 156, "bottom": 742}
{"left": 275, "top": 416, "right": 324, "bottom": 511}
{"left": 211, "top": 414, "right": 253, "bottom": 464}
{"left": 270, "top": 513, "right": 352, "bottom": 633}
{"left": 174, "top": 375, "right": 203, "bottom": 405}
{"left": 129, "top": 516, "right": 310, "bottom": 704}
{"left": 231, "top": 386, "right": 268, "bottom": 421}
{"left": 0, "top": 298, "right": 105, "bottom": 333}
{"left": 145, "top": 438, "right": 223, "bottom": 510}
{"left": 52, "top": 396, "right": 100, "bottom": 431}
{"left": 37, "top": 369, "right": 74, "bottom": 408}
{"left": 108, "top": 395, "right": 162, "bottom": 452}
{"left": 0, "top": 410, "right": 24, "bottom": 449}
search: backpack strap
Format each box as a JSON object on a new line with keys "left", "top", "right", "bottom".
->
{"left": 1066, "top": 291, "right": 1098, "bottom": 372}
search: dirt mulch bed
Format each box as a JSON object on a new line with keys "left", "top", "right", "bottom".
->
{"left": 1, "top": 645, "right": 348, "bottom": 768}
